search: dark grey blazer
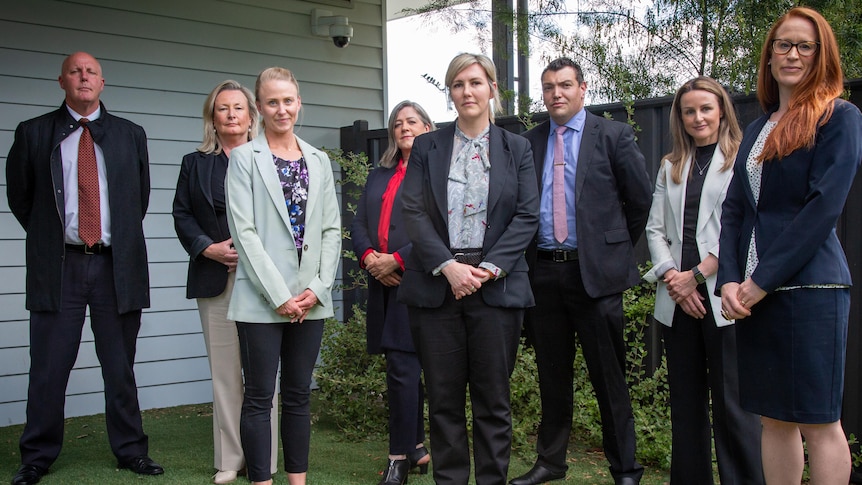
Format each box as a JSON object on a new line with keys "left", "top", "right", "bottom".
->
{"left": 523, "top": 112, "right": 651, "bottom": 298}
{"left": 6, "top": 103, "right": 150, "bottom": 313}
{"left": 398, "top": 123, "right": 539, "bottom": 309}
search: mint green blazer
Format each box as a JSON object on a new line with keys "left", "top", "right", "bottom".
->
{"left": 225, "top": 135, "right": 341, "bottom": 323}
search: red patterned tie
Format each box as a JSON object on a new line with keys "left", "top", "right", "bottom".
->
{"left": 78, "top": 118, "right": 101, "bottom": 246}
{"left": 553, "top": 125, "right": 568, "bottom": 244}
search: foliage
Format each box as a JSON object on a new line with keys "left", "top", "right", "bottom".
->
{"left": 316, "top": 305, "right": 389, "bottom": 441}
{"left": 407, "top": 0, "right": 862, "bottom": 106}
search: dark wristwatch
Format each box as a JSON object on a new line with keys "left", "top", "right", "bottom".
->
{"left": 691, "top": 265, "right": 706, "bottom": 285}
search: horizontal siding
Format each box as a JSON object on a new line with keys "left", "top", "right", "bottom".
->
{"left": 0, "top": 0, "right": 375, "bottom": 426}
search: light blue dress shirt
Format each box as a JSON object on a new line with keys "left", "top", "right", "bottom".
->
{"left": 537, "top": 109, "right": 585, "bottom": 250}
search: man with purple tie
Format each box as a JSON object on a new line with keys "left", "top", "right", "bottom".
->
{"left": 513, "top": 57, "right": 651, "bottom": 485}
{"left": 6, "top": 52, "right": 161, "bottom": 485}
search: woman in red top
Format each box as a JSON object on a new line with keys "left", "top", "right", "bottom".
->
{"left": 351, "top": 101, "right": 434, "bottom": 484}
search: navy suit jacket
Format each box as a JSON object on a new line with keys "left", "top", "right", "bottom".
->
{"left": 523, "top": 112, "right": 651, "bottom": 298}
{"left": 717, "top": 99, "right": 862, "bottom": 292}
{"left": 352, "top": 164, "right": 414, "bottom": 353}
{"left": 6, "top": 103, "right": 150, "bottom": 313}
{"left": 172, "top": 151, "right": 233, "bottom": 299}
{"left": 398, "top": 123, "right": 539, "bottom": 309}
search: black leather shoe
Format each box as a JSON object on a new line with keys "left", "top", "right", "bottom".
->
{"left": 615, "top": 477, "right": 639, "bottom": 485}
{"left": 118, "top": 455, "right": 164, "bottom": 475}
{"left": 379, "top": 458, "right": 410, "bottom": 485}
{"left": 509, "top": 464, "right": 566, "bottom": 485}
{"left": 11, "top": 464, "right": 46, "bottom": 485}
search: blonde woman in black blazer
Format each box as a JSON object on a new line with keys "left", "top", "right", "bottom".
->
{"left": 173, "top": 80, "right": 277, "bottom": 485}
{"left": 399, "top": 53, "right": 539, "bottom": 485}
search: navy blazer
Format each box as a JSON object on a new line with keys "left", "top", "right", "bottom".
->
{"left": 6, "top": 103, "right": 150, "bottom": 313}
{"left": 172, "top": 151, "right": 233, "bottom": 299}
{"left": 352, "top": 165, "right": 414, "bottom": 353}
{"left": 523, "top": 113, "right": 652, "bottom": 298}
{"left": 717, "top": 99, "right": 862, "bottom": 292}
{"left": 398, "top": 123, "right": 539, "bottom": 309}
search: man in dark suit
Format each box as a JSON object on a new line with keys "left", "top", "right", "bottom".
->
{"left": 510, "top": 58, "right": 651, "bottom": 485}
{"left": 6, "top": 52, "right": 162, "bottom": 485}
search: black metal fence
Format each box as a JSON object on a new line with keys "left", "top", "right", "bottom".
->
{"left": 340, "top": 78, "right": 862, "bottom": 442}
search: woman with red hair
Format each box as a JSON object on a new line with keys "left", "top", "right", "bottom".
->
{"left": 717, "top": 7, "right": 862, "bottom": 484}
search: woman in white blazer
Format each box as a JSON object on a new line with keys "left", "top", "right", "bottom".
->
{"left": 644, "top": 77, "right": 762, "bottom": 484}
{"left": 225, "top": 67, "right": 341, "bottom": 485}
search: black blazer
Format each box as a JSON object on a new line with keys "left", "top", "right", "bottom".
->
{"left": 173, "top": 151, "right": 233, "bottom": 299}
{"left": 6, "top": 103, "right": 150, "bottom": 313}
{"left": 717, "top": 99, "right": 862, "bottom": 292}
{"left": 351, "top": 165, "right": 414, "bottom": 353}
{"left": 398, "top": 123, "right": 539, "bottom": 309}
{"left": 523, "top": 113, "right": 651, "bottom": 298}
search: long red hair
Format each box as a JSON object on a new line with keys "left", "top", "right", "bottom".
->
{"left": 756, "top": 7, "right": 843, "bottom": 162}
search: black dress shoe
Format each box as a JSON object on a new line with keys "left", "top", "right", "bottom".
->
{"left": 118, "top": 455, "right": 165, "bottom": 475}
{"left": 614, "top": 477, "right": 639, "bottom": 485}
{"left": 379, "top": 458, "right": 410, "bottom": 485}
{"left": 11, "top": 464, "right": 46, "bottom": 485}
{"left": 509, "top": 464, "right": 566, "bottom": 485}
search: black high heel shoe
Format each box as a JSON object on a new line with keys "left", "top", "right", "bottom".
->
{"left": 379, "top": 458, "right": 410, "bottom": 485}
{"left": 407, "top": 447, "right": 430, "bottom": 475}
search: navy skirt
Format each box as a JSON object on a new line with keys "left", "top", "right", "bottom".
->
{"left": 735, "top": 287, "right": 849, "bottom": 423}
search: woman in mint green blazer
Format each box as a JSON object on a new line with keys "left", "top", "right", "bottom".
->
{"left": 225, "top": 67, "right": 341, "bottom": 485}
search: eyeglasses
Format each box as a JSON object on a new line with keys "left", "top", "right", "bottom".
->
{"left": 772, "top": 39, "right": 820, "bottom": 57}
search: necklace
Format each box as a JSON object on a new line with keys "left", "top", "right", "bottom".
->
{"left": 694, "top": 158, "right": 711, "bottom": 176}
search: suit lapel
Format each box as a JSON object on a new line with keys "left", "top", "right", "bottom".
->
{"left": 533, "top": 122, "right": 550, "bottom": 189}
{"left": 196, "top": 152, "right": 215, "bottom": 207}
{"left": 251, "top": 138, "right": 294, "bottom": 231}
{"left": 486, "top": 125, "right": 510, "bottom": 214}
{"left": 298, "top": 137, "right": 320, "bottom": 230}
{"left": 698, "top": 149, "right": 732, "bottom": 234}
{"left": 575, "top": 112, "right": 599, "bottom": 204}
{"left": 428, "top": 125, "right": 455, "bottom": 223}
{"left": 666, "top": 158, "right": 688, "bottom": 242}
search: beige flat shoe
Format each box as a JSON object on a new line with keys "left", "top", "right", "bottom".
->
{"left": 212, "top": 469, "right": 239, "bottom": 484}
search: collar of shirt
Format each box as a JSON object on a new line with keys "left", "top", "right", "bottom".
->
{"left": 66, "top": 104, "right": 102, "bottom": 123}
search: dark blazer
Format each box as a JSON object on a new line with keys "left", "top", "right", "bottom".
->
{"left": 6, "top": 103, "right": 150, "bottom": 313}
{"left": 173, "top": 151, "right": 232, "bottom": 299}
{"left": 352, "top": 165, "right": 414, "bottom": 353}
{"left": 717, "top": 99, "right": 862, "bottom": 292}
{"left": 523, "top": 113, "right": 651, "bottom": 298}
{"left": 398, "top": 123, "right": 539, "bottom": 309}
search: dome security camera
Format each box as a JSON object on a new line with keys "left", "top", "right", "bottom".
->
{"left": 311, "top": 9, "right": 354, "bottom": 49}
{"left": 329, "top": 23, "right": 353, "bottom": 48}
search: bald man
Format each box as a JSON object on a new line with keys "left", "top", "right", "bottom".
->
{"left": 6, "top": 52, "right": 162, "bottom": 485}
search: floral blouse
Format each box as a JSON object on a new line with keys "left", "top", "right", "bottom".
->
{"left": 273, "top": 154, "right": 309, "bottom": 250}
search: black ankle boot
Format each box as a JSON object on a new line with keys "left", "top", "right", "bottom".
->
{"left": 379, "top": 458, "right": 410, "bottom": 485}
{"left": 407, "top": 447, "right": 430, "bottom": 475}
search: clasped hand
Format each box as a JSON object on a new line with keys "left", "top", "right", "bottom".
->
{"left": 276, "top": 289, "right": 318, "bottom": 323}
{"left": 664, "top": 268, "right": 706, "bottom": 319}
{"left": 441, "top": 262, "right": 491, "bottom": 300}
{"left": 203, "top": 238, "right": 239, "bottom": 272}
{"left": 363, "top": 251, "right": 401, "bottom": 287}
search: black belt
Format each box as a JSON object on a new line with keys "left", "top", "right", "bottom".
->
{"left": 537, "top": 249, "right": 578, "bottom": 262}
{"left": 65, "top": 243, "right": 111, "bottom": 255}
{"left": 451, "top": 248, "right": 483, "bottom": 266}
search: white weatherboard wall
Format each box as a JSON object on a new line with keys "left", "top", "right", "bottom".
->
{"left": 0, "top": 0, "right": 385, "bottom": 427}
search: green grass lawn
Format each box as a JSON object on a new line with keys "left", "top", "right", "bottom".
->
{"left": 0, "top": 396, "right": 671, "bottom": 484}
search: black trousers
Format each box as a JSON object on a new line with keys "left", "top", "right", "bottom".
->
{"left": 526, "top": 258, "right": 643, "bottom": 482}
{"left": 236, "top": 319, "right": 323, "bottom": 481}
{"left": 384, "top": 349, "right": 426, "bottom": 455}
{"left": 663, "top": 298, "right": 763, "bottom": 485}
{"left": 20, "top": 251, "right": 148, "bottom": 469}
{"left": 409, "top": 291, "right": 522, "bottom": 485}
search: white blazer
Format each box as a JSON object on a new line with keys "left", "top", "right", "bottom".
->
{"left": 644, "top": 149, "right": 734, "bottom": 327}
{"left": 225, "top": 136, "right": 341, "bottom": 323}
